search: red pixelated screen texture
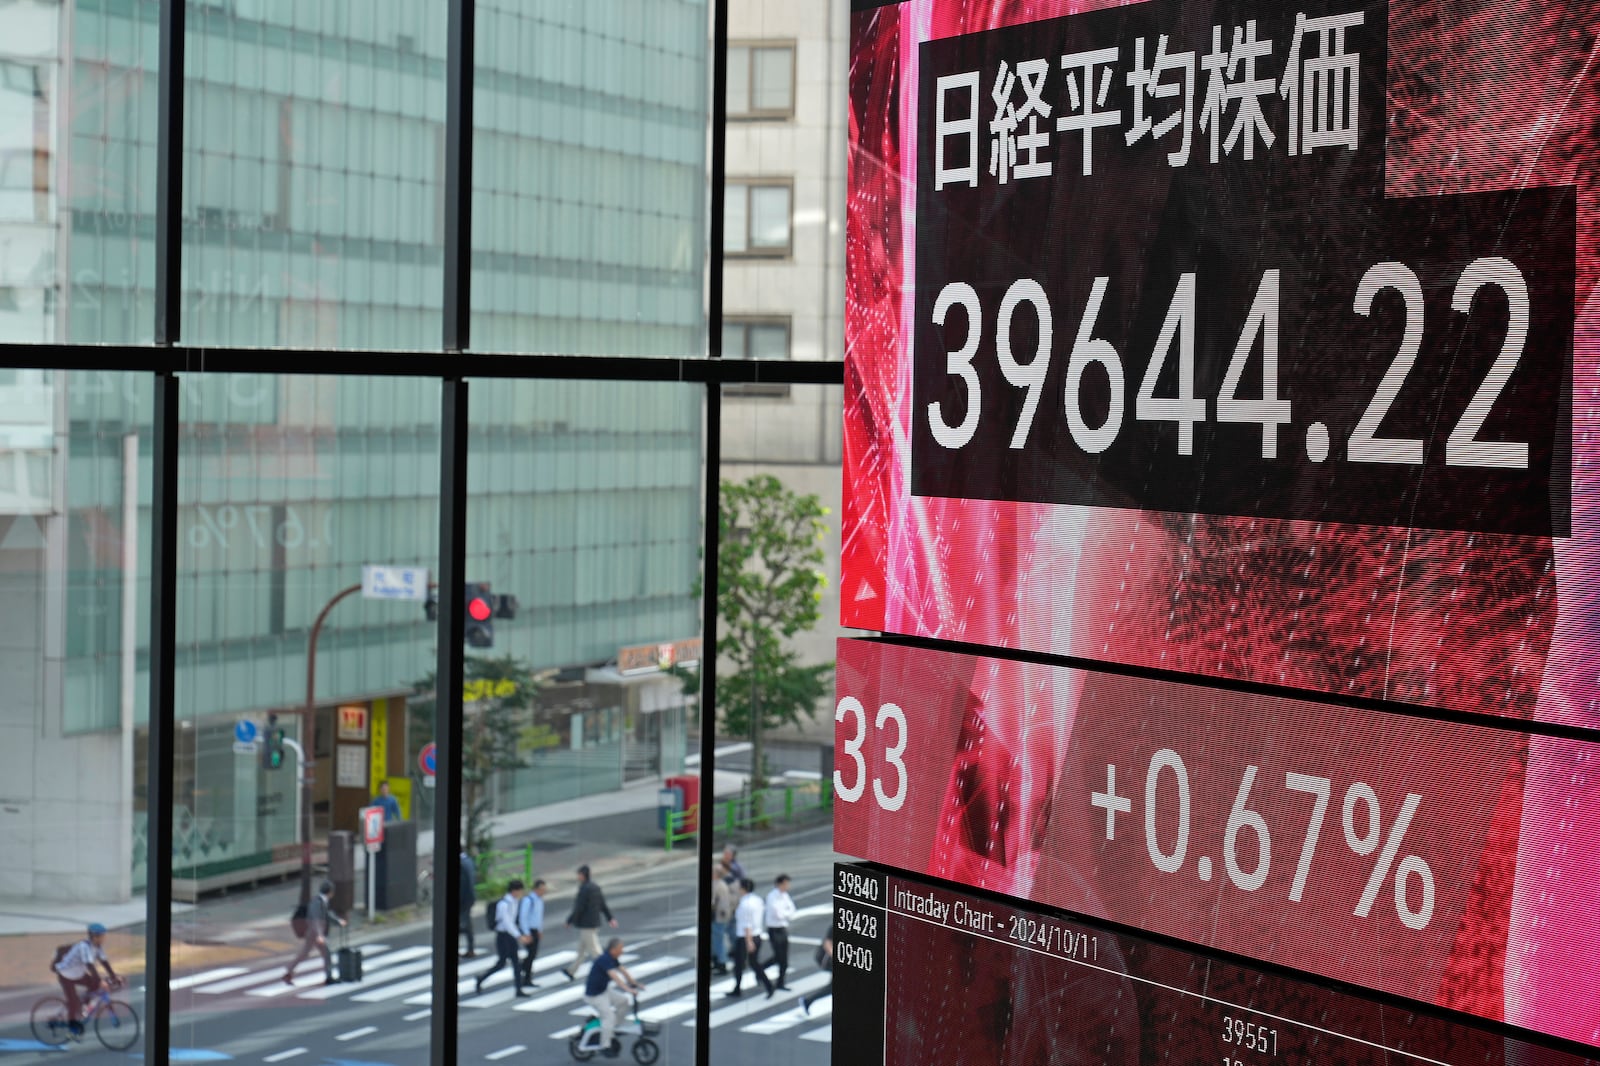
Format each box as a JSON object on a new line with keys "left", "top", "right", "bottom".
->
{"left": 844, "top": 0, "right": 1600, "bottom": 1048}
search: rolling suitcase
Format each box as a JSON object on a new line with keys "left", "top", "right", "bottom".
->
{"left": 336, "top": 925, "right": 363, "bottom": 983}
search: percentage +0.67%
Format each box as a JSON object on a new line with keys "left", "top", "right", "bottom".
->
{"left": 1088, "top": 750, "right": 1436, "bottom": 930}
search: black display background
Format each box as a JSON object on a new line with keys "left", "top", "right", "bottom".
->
{"left": 910, "top": 0, "right": 1574, "bottom": 536}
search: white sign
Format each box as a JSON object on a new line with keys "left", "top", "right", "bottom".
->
{"left": 361, "top": 565, "right": 429, "bottom": 602}
{"left": 336, "top": 744, "right": 368, "bottom": 789}
{"left": 232, "top": 740, "right": 260, "bottom": 756}
{"left": 360, "top": 805, "right": 385, "bottom": 852}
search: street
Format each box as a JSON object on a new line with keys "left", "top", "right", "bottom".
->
{"left": 0, "top": 825, "right": 837, "bottom": 1066}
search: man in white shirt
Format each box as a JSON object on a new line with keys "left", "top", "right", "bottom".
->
{"left": 52, "top": 923, "right": 120, "bottom": 1034}
{"left": 728, "top": 877, "right": 774, "bottom": 999}
{"left": 763, "top": 874, "right": 798, "bottom": 990}
{"left": 475, "top": 879, "right": 531, "bottom": 998}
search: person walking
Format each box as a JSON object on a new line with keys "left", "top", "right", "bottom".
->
{"left": 370, "top": 779, "right": 402, "bottom": 821}
{"left": 283, "top": 880, "right": 344, "bottom": 985}
{"left": 517, "top": 879, "right": 547, "bottom": 986}
{"left": 728, "top": 877, "right": 773, "bottom": 999}
{"left": 764, "top": 874, "right": 797, "bottom": 990}
{"left": 475, "top": 879, "right": 531, "bottom": 997}
{"left": 561, "top": 864, "right": 617, "bottom": 981}
{"left": 719, "top": 844, "right": 746, "bottom": 884}
{"left": 800, "top": 936, "right": 833, "bottom": 1015}
{"left": 710, "top": 861, "right": 734, "bottom": 975}
{"left": 584, "top": 938, "right": 644, "bottom": 1060}
{"left": 459, "top": 849, "right": 478, "bottom": 958}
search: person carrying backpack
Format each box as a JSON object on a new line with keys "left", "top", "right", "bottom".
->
{"left": 52, "top": 923, "right": 120, "bottom": 1035}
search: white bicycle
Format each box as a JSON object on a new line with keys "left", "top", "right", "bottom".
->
{"left": 569, "top": 992, "right": 660, "bottom": 1064}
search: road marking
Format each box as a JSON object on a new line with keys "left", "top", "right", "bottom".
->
{"left": 548, "top": 1026, "right": 582, "bottom": 1040}
{"left": 742, "top": 995, "right": 833, "bottom": 1034}
{"left": 565, "top": 967, "right": 699, "bottom": 1015}
{"left": 335, "top": 1026, "right": 378, "bottom": 1042}
{"left": 403, "top": 1009, "right": 432, "bottom": 1021}
{"left": 799, "top": 1024, "right": 832, "bottom": 1042}
{"left": 291, "top": 950, "right": 436, "bottom": 1000}
{"left": 400, "top": 947, "right": 576, "bottom": 998}
{"left": 170, "top": 967, "right": 249, "bottom": 991}
{"left": 694, "top": 971, "right": 832, "bottom": 1028}
{"left": 196, "top": 946, "right": 397, "bottom": 995}
{"left": 484, "top": 1046, "right": 525, "bottom": 1061}
{"left": 510, "top": 956, "right": 684, "bottom": 1013}
{"left": 263, "top": 1049, "right": 307, "bottom": 1062}
{"left": 791, "top": 904, "right": 833, "bottom": 920}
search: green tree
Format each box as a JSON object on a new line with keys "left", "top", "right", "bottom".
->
{"left": 410, "top": 654, "right": 540, "bottom": 859}
{"left": 710, "top": 474, "right": 833, "bottom": 790}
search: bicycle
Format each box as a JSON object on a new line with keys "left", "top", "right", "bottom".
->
{"left": 569, "top": 992, "right": 660, "bottom": 1064}
{"left": 417, "top": 862, "right": 434, "bottom": 907}
{"left": 31, "top": 981, "right": 140, "bottom": 1051}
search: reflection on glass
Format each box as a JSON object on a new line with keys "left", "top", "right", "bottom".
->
{"left": 179, "top": 0, "right": 447, "bottom": 349}
{"left": 457, "top": 380, "right": 703, "bottom": 1064}
{"left": 0, "top": 372, "right": 148, "bottom": 1054}
{"left": 169, "top": 374, "right": 439, "bottom": 1066}
{"left": 725, "top": 189, "right": 749, "bottom": 255}
{"left": 469, "top": 3, "right": 708, "bottom": 358}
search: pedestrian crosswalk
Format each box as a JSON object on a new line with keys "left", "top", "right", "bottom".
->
{"left": 168, "top": 933, "right": 833, "bottom": 1050}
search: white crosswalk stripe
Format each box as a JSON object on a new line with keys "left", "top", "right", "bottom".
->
{"left": 169, "top": 936, "right": 831, "bottom": 1048}
{"left": 511, "top": 956, "right": 684, "bottom": 1013}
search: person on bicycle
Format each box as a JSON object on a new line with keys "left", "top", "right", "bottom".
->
{"left": 584, "top": 937, "right": 643, "bottom": 1059}
{"left": 53, "top": 923, "right": 120, "bottom": 1035}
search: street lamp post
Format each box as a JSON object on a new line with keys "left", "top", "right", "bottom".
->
{"left": 299, "top": 582, "right": 363, "bottom": 904}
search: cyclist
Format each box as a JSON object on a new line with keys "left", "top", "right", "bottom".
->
{"left": 52, "top": 923, "right": 120, "bottom": 1036}
{"left": 583, "top": 937, "right": 644, "bottom": 1059}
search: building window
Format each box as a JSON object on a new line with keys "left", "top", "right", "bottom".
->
{"left": 725, "top": 181, "right": 792, "bottom": 256}
{"left": 723, "top": 318, "right": 791, "bottom": 396}
{"left": 727, "top": 43, "right": 795, "bottom": 118}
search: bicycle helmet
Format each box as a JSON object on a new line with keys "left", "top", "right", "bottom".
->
{"left": 87, "top": 923, "right": 107, "bottom": 936}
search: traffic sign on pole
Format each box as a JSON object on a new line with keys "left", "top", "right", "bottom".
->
{"left": 419, "top": 742, "right": 437, "bottom": 777}
{"left": 361, "top": 805, "right": 385, "bottom": 853}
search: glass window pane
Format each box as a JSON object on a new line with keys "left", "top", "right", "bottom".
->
{"left": 723, "top": 321, "right": 747, "bottom": 358}
{"left": 748, "top": 323, "right": 788, "bottom": 359}
{"left": 749, "top": 186, "right": 790, "bottom": 250}
{"left": 727, "top": 46, "right": 750, "bottom": 115}
{"left": 464, "top": 378, "right": 705, "bottom": 1064}
{"left": 170, "top": 372, "right": 438, "bottom": 1066}
{"left": 751, "top": 47, "right": 792, "bottom": 113}
{"left": 470, "top": 5, "right": 709, "bottom": 358}
{"left": 711, "top": 383, "right": 842, "bottom": 1064}
{"left": 724, "top": 185, "right": 749, "bottom": 254}
{"left": 180, "top": 3, "right": 447, "bottom": 348}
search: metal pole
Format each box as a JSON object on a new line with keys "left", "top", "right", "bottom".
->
{"left": 154, "top": 0, "right": 184, "bottom": 345}
{"left": 430, "top": 378, "right": 469, "bottom": 1066}
{"left": 442, "top": 0, "right": 474, "bottom": 352}
{"left": 695, "top": 0, "right": 730, "bottom": 1059}
{"left": 143, "top": 373, "right": 179, "bottom": 1066}
{"left": 301, "top": 582, "right": 362, "bottom": 904}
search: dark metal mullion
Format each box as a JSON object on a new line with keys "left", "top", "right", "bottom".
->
{"left": 694, "top": 385, "right": 722, "bottom": 1066}
{"left": 154, "top": 0, "right": 185, "bottom": 346}
{"left": 429, "top": 378, "right": 470, "bottom": 1066}
{"left": 442, "top": 0, "right": 474, "bottom": 351}
{"left": 142, "top": 373, "right": 179, "bottom": 1066}
{"left": 695, "top": 0, "right": 731, "bottom": 1060}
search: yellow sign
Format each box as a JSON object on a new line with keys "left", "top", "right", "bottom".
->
{"left": 389, "top": 777, "right": 412, "bottom": 820}
{"left": 369, "top": 699, "right": 388, "bottom": 796}
{"left": 464, "top": 678, "right": 519, "bottom": 702}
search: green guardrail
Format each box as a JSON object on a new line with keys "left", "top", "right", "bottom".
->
{"left": 664, "top": 780, "right": 833, "bottom": 851}
{"left": 475, "top": 844, "right": 535, "bottom": 896}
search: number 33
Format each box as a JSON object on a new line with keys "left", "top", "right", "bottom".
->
{"left": 834, "top": 698, "right": 908, "bottom": 811}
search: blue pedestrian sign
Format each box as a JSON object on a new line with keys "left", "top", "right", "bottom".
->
{"left": 419, "top": 742, "right": 437, "bottom": 777}
{"left": 234, "top": 720, "right": 258, "bottom": 745}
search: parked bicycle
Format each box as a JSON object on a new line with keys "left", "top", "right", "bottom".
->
{"left": 31, "top": 981, "right": 140, "bottom": 1050}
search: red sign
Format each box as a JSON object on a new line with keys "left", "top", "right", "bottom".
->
{"left": 360, "top": 805, "right": 385, "bottom": 851}
{"left": 830, "top": 637, "right": 1600, "bottom": 1045}
{"left": 418, "top": 742, "right": 437, "bottom": 777}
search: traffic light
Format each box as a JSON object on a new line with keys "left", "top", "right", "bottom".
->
{"left": 261, "top": 713, "right": 287, "bottom": 771}
{"left": 464, "top": 582, "right": 495, "bottom": 648}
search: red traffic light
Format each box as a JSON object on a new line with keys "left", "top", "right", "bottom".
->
{"left": 468, "top": 597, "right": 493, "bottom": 622}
